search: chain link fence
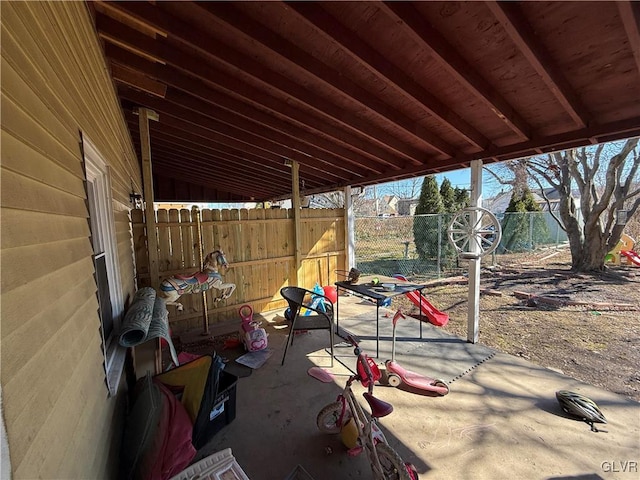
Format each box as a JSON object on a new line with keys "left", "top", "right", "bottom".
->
{"left": 355, "top": 211, "right": 569, "bottom": 280}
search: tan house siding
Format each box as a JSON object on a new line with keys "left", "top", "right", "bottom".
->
{"left": 1, "top": 2, "right": 140, "bottom": 479}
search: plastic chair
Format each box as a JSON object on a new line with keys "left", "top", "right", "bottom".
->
{"left": 280, "top": 286, "right": 335, "bottom": 367}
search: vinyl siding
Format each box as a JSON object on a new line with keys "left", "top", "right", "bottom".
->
{"left": 1, "top": 1, "right": 140, "bottom": 478}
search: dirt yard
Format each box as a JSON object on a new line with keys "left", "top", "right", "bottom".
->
{"left": 394, "top": 248, "right": 640, "bottom": 402}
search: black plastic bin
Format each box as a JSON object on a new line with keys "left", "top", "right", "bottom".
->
{"left": 155, "top": 354, "right": 239, "bottom": 450}
{"left": 193, "top": 369, "right": 238, "bottom": 449}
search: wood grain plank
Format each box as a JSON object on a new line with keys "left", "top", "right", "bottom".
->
{"left": 166, "top": 209, "right": 182, "bottom": 271}
{"left": 179, "top": 209, "right": 196, "bottom": 269}
{"left": 156, "top": 208, "right": 171, "bottom": 275}
{"left": 200, "top": 209, "right": 215, "bottom": 255}
{"left": 131, "top": 209, "right": 149, "bottom": 281}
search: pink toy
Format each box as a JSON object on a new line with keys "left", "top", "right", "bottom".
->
{"left": 385, "top": 310, "right": 449, "bottom": 396}
{"left": 238, "top": 305, "right": 268, "bottom": 352}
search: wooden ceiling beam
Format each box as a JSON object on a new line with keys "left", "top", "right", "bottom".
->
{"left": 131, "top": 132, "right": 293, "bottom": 190}
{"left": 129, "top": 141, "right": 289, "bottom": 197}
{"left": 105, "top": 45, "right": 407, "bottom": 171}
{"left": 127, "top": 135, "right": 283, "bottom": 192}
{"left": 381, "top": 1, "right": 532, "bottom": 140}
{"left": 365, "top": 117, "right": 640, "bottom": 184}
{"left": 118, "top": 85, "right": 368, "bottom": 181}
{"left": 102, "top": 1, "right": 437, "bottom": 163}
{"left": 95, "top": 1, "right": 167, "bottom": 37}
{"left": 126, "top": 119, "right": 299, "bottom": 189}
{"left": 158, "top": 88, "right": 369, "bottom": 179}
{"left": 486, "top": 1, "right": 590, "bottom": 128}
{"left": 109, "top": 63, "right": 167, "bottom": 98}
{"left": 195, "top": 2, "right": 458, "bottom": 158}
{"left": 122, "top": 104, "right": 309, "bottom": 176}
{"left": 127, "top": 115, "right": 293, "bottom": 179}
{"left": 118, "top": 88, "right": 362, "bottom": 184}
{"left": 106, "top": 44, "right": 392, "bottom": 174}
{"left": 95, "top": 14, "right": 166, "bottom": 64}
{"left": 617, "top": 1, "right": 640, "bottom": 75}
{"left": 105, "top": 43, "right": 408, "bottom": 171}
{"left": 153, "top": 175, "right": 256, "bottom": 203}
{"left": 287, "top": 2, "right": 491, "bottom": 152}
{"left": 153, "top": 165, "right": 273, "bottom": 200}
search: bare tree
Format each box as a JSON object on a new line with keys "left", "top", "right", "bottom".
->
{"left": 309, "top": 188, "right": 373, "bottom": 215}
{"left": 485, "top": 158, "right": 531, "bottom": 197}
{"left": 309, "top": 190, "right": 344, "bottom": 209}
{"left": 380, "top": 178, "right": 423, "bottom": 199}
{"left": 526, "top": 138, "right": 639, "bottom": 272}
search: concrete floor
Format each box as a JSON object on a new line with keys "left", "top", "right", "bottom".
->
{"left": 196, "top": 295, "right": 640, "bottom": 480}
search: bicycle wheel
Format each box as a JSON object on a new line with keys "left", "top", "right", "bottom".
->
{"left": 316, "top": 402, "right": 343, "bottom": 434}
{"left": 375, "top": 443, "right": 414, "bottom": 480}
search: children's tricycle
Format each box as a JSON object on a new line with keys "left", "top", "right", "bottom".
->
{"left": 316, "top": 335, "right": 419, "bottom": 479}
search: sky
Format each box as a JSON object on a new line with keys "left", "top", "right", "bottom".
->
{"left": 204, "top": 167, "right": 505, "bottom": 209}
{"left": 373, "top": 167, "right": 505, "bottom": 200}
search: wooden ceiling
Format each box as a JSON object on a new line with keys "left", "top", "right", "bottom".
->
{"left": 90, "top": 1, "right": 640, "bottom": 203}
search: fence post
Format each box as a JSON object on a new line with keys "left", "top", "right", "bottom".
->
{"left": 529, "top": 213, "right": 534, "bottom": 250}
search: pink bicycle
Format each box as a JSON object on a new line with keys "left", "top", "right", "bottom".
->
{"left": 316, "top": 336, "right": 419, "bottom": 480}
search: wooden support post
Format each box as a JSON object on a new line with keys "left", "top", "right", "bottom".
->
{"left": 138, "top": 107, "right": 162, "bottom": 373}
{"left": 343, "top": 186, "right": 355, "bottom": 270}
{"left": 467, "top": 159, "right": 483, "bottom": 344}
{"left": 291, "top": 160, "right": 301, "bottom": 286}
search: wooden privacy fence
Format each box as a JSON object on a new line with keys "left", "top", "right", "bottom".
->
{"left": 131, "top": 207, "right": 346, "bottom": 333}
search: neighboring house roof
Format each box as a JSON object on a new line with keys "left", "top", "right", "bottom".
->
{"left": 355, "top": 196, "right": 400, "bottom": 216}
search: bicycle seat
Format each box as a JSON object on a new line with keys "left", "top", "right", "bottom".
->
{"left": 363, "top": 392, "right": 393, "bottom": 418}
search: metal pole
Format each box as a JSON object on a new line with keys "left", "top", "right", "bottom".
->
{"left": 194, "top": 207, "right": 209, "bottom": 335}
{"left": 529, "top": 213, "right": 534, "bottom": 250}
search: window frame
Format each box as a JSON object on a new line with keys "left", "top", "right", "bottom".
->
{"left": 83, "top": 135, "right": 126, "bottom": 396}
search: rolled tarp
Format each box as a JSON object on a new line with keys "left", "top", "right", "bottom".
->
{"left": 119, "top": 287, "right": 179, "bottom": 367}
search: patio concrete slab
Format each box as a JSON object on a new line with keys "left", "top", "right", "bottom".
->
{"left": 196, "top": 295, "right": 640, "bottom": 480}
{"left": 330, "top": 303, "right": 497, "bottom": 385}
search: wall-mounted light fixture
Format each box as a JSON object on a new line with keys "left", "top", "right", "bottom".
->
{"left": 129, "top": 179, "right": 143, "bottom": 209}
{"left": 129, "top": 191, "right": 143, "bottom": 209}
